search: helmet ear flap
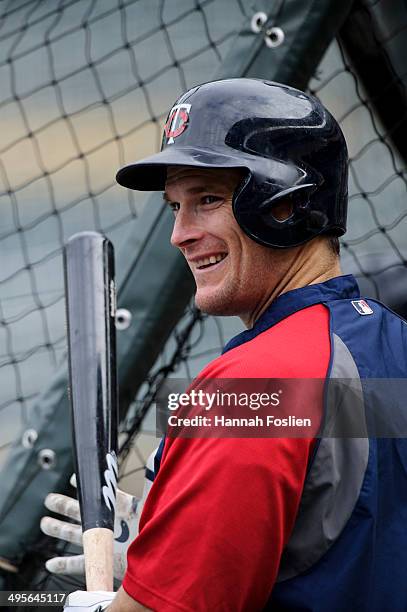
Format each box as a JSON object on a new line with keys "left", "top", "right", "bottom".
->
{"left": 233, "top": 175, "right": 322, "bottom": 247}
{"left": 258, "top": 184, "right": 317, "bottom": 227}
{"left": 258, "top": 183, "right": 317, "bottom": 212}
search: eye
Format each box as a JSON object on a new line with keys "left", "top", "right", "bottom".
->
{"left": 201, "top": 195, "right": 222, "bottom": 206}
{"left": 168, "top": 201, "right": 180, "bottom": 214}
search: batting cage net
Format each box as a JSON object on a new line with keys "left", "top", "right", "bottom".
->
{"left": 0, "top": 0, "right": 249, "bottom": 463}
{"left": 0, "top": 0, "right": 406, "bottom": 604}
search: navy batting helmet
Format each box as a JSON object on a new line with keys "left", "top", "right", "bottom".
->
{"left": 116, "top": 78, "right": 348, "bottom": 248}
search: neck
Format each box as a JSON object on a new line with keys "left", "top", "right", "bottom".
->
{"left": 243, "top": 237, "right": 342, "bottom": 329}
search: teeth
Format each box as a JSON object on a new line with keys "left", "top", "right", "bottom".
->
{"left": 196, "top": 253, "right": 226, "bottom": 268}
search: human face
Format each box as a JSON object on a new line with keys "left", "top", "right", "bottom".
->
{"left": 165, "top": 166, "right": 293, "bottom": 322}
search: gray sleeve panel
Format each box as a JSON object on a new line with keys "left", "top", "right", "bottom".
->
{"left": 276, "top": 334, "right": 369, "bottom": 582}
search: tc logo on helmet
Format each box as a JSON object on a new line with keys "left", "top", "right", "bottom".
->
{"left": 164, "top": 103, "right": 191, "bottom": 144}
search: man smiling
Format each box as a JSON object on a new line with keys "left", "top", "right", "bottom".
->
{"left": 165, "top": 166, "right": 340, "bottom": 328}
{"left": 62, "top": 79, "right": 407, "bottom": 611}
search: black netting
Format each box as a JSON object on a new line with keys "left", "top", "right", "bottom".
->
{"left": 0, "top": 0, "right": 250, "bottom": 462}
{"left": 309, "top": 28, "right": 407, "bottom": 309}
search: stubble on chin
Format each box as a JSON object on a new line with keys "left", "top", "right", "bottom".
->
{"left": 194, "top": 294, "right": 238, "bottom": 317}
{"left": 193, "top": 278, "right": 248, "bottom": 317}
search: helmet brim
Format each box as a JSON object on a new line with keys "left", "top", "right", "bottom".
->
{"left": 115, "top": 147, "right": 248, "bottom": 191}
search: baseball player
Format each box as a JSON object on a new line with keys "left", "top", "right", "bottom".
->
{"left": 55, "top": 78, "right": 407, "bottom": 610}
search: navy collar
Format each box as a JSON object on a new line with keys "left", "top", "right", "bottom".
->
{"left": 222, "top": 275, "right": 360, "bottom": 354}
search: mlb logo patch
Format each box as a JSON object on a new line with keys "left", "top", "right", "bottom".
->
{"left": 351, "top": 299, "right": 373, "bottom": 315}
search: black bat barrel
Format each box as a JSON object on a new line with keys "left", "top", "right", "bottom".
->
{"left": 64, "top": 231, "right": 118, "bottom": 532}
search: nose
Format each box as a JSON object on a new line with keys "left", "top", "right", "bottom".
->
{"left": 170, "top": 207, "right": 204, "bottom": 250}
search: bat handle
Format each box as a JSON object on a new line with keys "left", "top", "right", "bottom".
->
{"left": 83, "top": 528, "right": 114, "bottom": 591}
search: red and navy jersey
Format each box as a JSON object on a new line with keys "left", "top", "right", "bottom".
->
{"left": 270, "top": 276, "right": 407, "bottom": 612}
{"left": 123, "top": 275, "right": 407, "bottom": 611}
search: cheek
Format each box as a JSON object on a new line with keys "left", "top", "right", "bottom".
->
{"left": 239, "top": 235, "right": 264, "bottom": 265}
{"left": 217, "top": 205, "right": 269, "bottom": 274}
{"left": 238, "top": 239, "right": 276, "bottom": 281}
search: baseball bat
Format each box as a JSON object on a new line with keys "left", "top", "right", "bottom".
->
{"left": 64, "top": 231, "right": 118, "bottom": 591}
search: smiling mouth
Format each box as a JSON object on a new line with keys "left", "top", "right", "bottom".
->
{"left": 195, "top": 253, "right": 227, "bottom": 270}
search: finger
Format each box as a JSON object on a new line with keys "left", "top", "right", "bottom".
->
{"left": 116, "top": 489, "right": 138, "bottom": 518}
{"left": 114, "top": 446, "right": 158, "bottom": 518}
{"left": 146, "top": 447, "right": 157, "bottom": 473}
{"left": 45, "top": 554, "right": 85, "bottom": 576}
{"left": 70, "top": 472, "right": 137, "bottom": 517}
{"left": 40, "top": 516, "right": 83, "bottom": 546}
{"left": 113, "top": 551, "right": 127, "bottom": 582}
{"left": 44, "top": 493, "right": 81, "bottom": 522}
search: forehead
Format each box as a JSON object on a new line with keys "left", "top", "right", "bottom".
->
{"left": 165, "top": 166, "right": 243, "bottom": 191}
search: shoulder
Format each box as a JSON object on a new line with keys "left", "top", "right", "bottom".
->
{"left": 201, "top": 303, "right": 331, "bottom": 378}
